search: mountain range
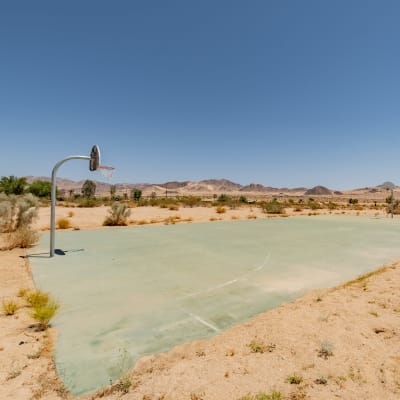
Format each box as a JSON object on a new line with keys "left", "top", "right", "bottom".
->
{"left": 24, "top": 177, "right": 397, "bottom": 198}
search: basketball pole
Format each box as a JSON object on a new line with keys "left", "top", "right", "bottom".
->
{"left": 50, "top": 155, "right": 91, "bottom": 257}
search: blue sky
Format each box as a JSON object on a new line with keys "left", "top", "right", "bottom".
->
{"left": 0, "top": 1, "right": 399, "bottom": 189}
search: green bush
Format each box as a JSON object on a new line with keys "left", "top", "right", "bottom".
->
{"left": 103, "top": 203, "right": 131, "bottom": 226}
{"left": 261, "top": 199, "right": 285, "bottom": 214}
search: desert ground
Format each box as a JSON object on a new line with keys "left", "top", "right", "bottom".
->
{"left": 1, "top": 205, "right": 399, "bottom": 400}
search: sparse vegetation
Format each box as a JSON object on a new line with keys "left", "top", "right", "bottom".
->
{"left": 216, "top": 206, "right": 226, "bottom": 214}
{"left": 31, "top": 300, "right": 60, "bottom": 331}
{"left": 2, "top": 299, "right": 19, "bottom": 315}
{"left": 57, "top": 218, "right": 71, "bottom": 229}
{"left": 103, "top": 203, "right": 131, "bottom": 226}
{"left": 0, "top": 193, "right": 39, "bottom": 249}
{"left": 248, "top": 340, "right": 276, "bottom": 354}
{"left": 25, "top": 290, "right": 50, "bottom": 308}
{"left": 238, "top": 391, "right": 282, "bottom": 400}
{"left": 261, "top": 199, "right": 285, "bottom": 214}
{"left": 318, "top": 340, "right": 334, "bottom": 359}
{"left": 286, "top": 374, "right": 303, "bottom": 384}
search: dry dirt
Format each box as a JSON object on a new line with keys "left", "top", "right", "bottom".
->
{"left": 1, "top": 207, "right": 399, "bottom": 400}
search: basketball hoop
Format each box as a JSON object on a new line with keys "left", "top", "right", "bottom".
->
{"left": 97, "top": 165, "right": 115, "bottom": 180}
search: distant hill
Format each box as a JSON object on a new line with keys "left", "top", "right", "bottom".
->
{"left": 23, "top": 176, "right": 393, "bottom": 198}
{"left": 304, "top": 186, "right": 332, "bottom": 196}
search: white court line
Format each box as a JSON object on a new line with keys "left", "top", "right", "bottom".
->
{"left": 178, "top": 253, "right": 271, "bottom": 300}
{"left": 186, "top": 312, "right": 220, "bottom": 332}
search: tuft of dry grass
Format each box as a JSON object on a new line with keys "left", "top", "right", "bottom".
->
{"left": 31, "top": 300, "right": 60, "bottom": 331}
{"left": 340, "top": 264, "right": 395, "bottom": 288}
{"left": 57, "top": 218, "right": 71, "bottom": 229}
{"left": 5, "top": 227, "right": 39, "bottom": 249}
{"left": 248, "top": 340, "right": 276, "bottom": 354}
{"left": 2, "top": 300, "right": 19, "bottom": 315}
{"left": 247, "top": 214, "right": 257, "bottom": 219}
{"left": 216, "top": 206, "right": 226, "bottom": 214}
{"left": 25, "top": 290, "right": 49, "bottom": 308}
{"left": 67, "top": 211, "right": 74, "bottom": 218}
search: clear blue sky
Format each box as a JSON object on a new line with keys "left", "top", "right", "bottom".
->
{"left": 1, "top": 1, "right": 399, "bottom": 189}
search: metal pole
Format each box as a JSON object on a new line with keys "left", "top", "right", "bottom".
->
{"left": 50, "top": 155, "right": 90, "bottom": 257}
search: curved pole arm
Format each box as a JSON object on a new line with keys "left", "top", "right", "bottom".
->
{"left": 50, "top": 156, "right": 90, "bottom": 257}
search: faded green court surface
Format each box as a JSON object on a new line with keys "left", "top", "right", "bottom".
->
{"left": 29, "top": 216, "right": 400, "bottom": 395}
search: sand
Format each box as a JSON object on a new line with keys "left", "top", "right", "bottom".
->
{"left": 1, "top": 206, "right": 399, "bottom": 400}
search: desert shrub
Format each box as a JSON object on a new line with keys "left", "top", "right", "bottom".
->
{"left": 0, "top": 193, "right": 39, "bottom": 233}
{"left": 261, "top": 199, "right": 285, "bottom": 214}
{"left": 216, "top": 206, "right": 226, "bottom": 214}
{"left": 248, "top": 340, "right": 276, "bottom": 353}
{"left": 217, "top": 194, "right": 230, "bottom": 203}
{"left": 31, "top": 300, "right": 59, "bottom": 330}
{"left": 168, "top": 204, "right": 179, "bottom": 211}
{"left": 67, "top": 211, "right": 74, "bottom": 218}
{"left": 103, "top": 203, "right": 131, "bottom": 226}
{"left": 308, "top": 199, "right": 321, "bottom": 210}
{"left": 6, "top": 227, "right": 39, "bottom": 249}
{"left": 180, "top": 196, "right": 202, "bottom": 208}
{"left": 25, "top": 290, "right": 49, "bottom": 308}
{"left": 57, "top": 218, "right": 71, "bottom": 229}
{"left": 286, "top": 374, "right": 303, "bottom": 384}
{"left": 2, "top": 300, "right": 19, "bottom": 315}
{"left": 130, "top": 188, "right": 142, "bottom": 202}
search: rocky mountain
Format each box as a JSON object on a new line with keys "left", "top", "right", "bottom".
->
{"left": 304, "top": 186, "right": 332, "bottom": 196}
{"left": 23, "top": 177, "right": 395, "bottom": 198}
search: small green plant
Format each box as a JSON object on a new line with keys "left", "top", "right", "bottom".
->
{"left": 318, "top": 340, "right": 334, "bottom": 359}
{"left": 248, "top": 340, "right": 276, "bottom": 354}
{"left": 286, "top": 374, "right": 303, "bottom": 384}
{"left": 2, "top": 300, "right": 19, "bottom": 315}
{"left": 117, "top": 373, "right": 132, "bottom": 394}
{"left": 238, "top": 391, "right": 282, "bottom": 400}
{"left": 57, "top": 218, "right": 71, "bottom": 229}
{"left": 103, "top": 203, "right": 131, "bottom": 226}
{"left": 31, "top": 300, "right": 60, "bottom": 330}
{"left": 261, "top": 199, "right": 285, "bottom": 214}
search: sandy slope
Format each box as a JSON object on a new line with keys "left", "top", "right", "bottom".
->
{"left": 1, "top": 208, "right": 399, "bottom": 400}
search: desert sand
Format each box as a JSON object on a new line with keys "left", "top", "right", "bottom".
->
{"left": 1, "top": 206, "right": 399, "bottom": 400}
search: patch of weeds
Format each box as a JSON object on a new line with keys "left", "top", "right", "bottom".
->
{"left": 314, "top": 376, "right": 327, "bottom": 385}
{"left": 2, "top": 299, "right": 19, "bottom": 315}
{"left": 27, "top": 351, "right": 41, "bottom": 359}
{"left": 318, "top": 341, "right": 334, "bottom": 359}
{"left": 190, "top": 393, "right": 204, "bottom": 400}
{"left": 248, "top": 340, "right": 276, "bottom": 354}
{"left": 286, "top": 374, "right": 303, "bottom": 384}
{"left": 117, "top": 374, "right": 132, "bottom": 394}
{"left": 239, "top": 391, "right": 283, "bottom": 400}
{"left": 31, "top": 300, "right": 60, "bottom": 330}
{"left": 196, "top": 350, "right": 205, "bottom": 357}
{"left": 25, "top": 290, "right": 49, "bottom": 308}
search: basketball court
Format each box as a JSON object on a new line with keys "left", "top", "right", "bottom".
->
{"left": 29, "top": 215, "right": 400, "bottom": 395}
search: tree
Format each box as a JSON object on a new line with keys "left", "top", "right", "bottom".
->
{"left": 0, "top": 176, "right": 27, "bottom": 195}
{"left": 81, "top": 180, "right": 96, "bottom": 199}
{"left": 110, "top": 185, "right": 116, "bottom": 198}
{"left": 28, "top": 180, "right": 52, "bottom": 198}
{"left": 131, "top": 188, "right": 142, "bottom": 202}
